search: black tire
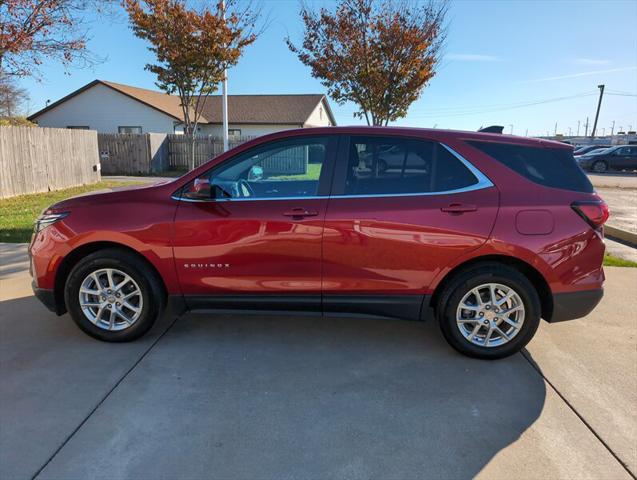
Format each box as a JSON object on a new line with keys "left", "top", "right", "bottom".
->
{"left": 592, "top": 160, "right": 608, "bottom": 173}
{"left": 436, "top": 264, "right": 541, "bottom": 360}
{"left": 64, "top": 248, "right": 165, "bottom": 342}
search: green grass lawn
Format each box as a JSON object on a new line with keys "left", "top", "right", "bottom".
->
{"left": 603, "top": 253, "right": 637, "bottom": 267}
{"left": 269, "top": 163, "right": 322, "bottom": 181}
{"left": 0, "top": 181, "right": 137, "bottom": 243}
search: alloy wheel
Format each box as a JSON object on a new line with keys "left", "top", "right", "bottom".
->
{"left": 456, "top": 283, "right": 525, "bottom": 348}
{"left": 593, "top": 161, "right": 607, "bottom": 173}
{"left": 78, "top": 268, "right": 143, "bottom": 331}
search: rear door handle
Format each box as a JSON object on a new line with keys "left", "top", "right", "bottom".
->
{"left": 441, "top": 203, "right": 478, "bottom": 214}
{"left": 283, "top": 208, "right": 319, "bottom": 218}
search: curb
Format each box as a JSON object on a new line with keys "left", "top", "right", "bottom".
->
{"left": 605, "top": 225, "right": 637, "bottom": 248}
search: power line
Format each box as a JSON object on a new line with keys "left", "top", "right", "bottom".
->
{"left": 337, "top": 90, "right": 598, "bottom": 116}
{"left": 404, "top": 92, "right": 598, "bottom": 119}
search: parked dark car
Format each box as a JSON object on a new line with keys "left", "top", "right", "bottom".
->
{"left": 29, "top": 127, "right": 608, "bottom": 359}
{"left": 576, "top": 145, "right": 637, "bottom": 173}
{"left": 573, "top": 145, "right": 610, "bottom": 156}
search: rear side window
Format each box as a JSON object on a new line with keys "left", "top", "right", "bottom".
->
{"left": 467, "top": 141, "right": 593, "bottom": 193}
{"left": 344, "top": 136, "right": 478, "bottom": 195}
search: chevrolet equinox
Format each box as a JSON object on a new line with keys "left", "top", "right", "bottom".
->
{"left": 29, "top": 127, "right": 608, "bottom": 359}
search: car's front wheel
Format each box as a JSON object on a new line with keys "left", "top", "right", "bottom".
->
{"left": 592, "top": 160, "right": 608, "bottom": 173}
{"left": 437, "top": 264, "right": 541, "bottom": 359}
{"left": 65, "top": 248, "right": 164, "bottom": 342}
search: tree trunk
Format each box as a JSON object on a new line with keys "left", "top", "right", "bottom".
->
{"left": 190, "top": 134, "right": 196, "bottom": 171}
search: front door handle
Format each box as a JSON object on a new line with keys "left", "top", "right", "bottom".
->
{"left": 283, "top": 208, "right": 319, "bottom": 218}
{"left": 441, "top": 203, "right": 478, "bottom": 214}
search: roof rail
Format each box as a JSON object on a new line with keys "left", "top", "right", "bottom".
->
{"left": 478, "top": 125, "right": 504, "bottom": 134}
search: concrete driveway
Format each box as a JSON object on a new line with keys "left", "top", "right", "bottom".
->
{"left": 1, "top": 244, "right": 635, "bottom": 480}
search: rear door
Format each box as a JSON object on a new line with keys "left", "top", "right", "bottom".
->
{"left": 172, "top": 135, "right": 336, "bottom": 312}
{"left": 322, "top": 135, "right": 499, "bottom": 319}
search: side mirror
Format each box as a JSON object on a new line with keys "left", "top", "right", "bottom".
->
{"left": 192, "top": 177, "right": 212, "bottom": 197}
{"left": 248, "top": 165, "right": 264, "bottom": 181}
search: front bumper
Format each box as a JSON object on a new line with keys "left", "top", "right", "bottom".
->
{"left": 548, "top": 289, "right": 604, "bottom": 323}
{"left": 32, "top": 281, "right": 64, "bottom": 315}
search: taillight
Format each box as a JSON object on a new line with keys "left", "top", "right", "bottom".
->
{"left": 571, "top": 200, "right": 609, "bottom": 229}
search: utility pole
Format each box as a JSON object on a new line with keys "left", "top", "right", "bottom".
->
{"left": 525, "top": 129, "right": 528, "bottom": 137}
{"left": 577, "top": 120, "right": 581, "bottom": 136}
{"left": 591, "top": 84, "right": 605, "bottom": 138}
{"left": 610, "top": 120, "right": 615, "bottom": 136}
{"left": 568, "top": 127, "right": 572, "bottom": 136}
{"left": 585, "top": 117, "right": 589, "bottom": 137}
{"left": 221, "top": 0, "right": 229, "bottom": 152}
{"left": 554, "top": 122, "right": 558, "bottom": 136}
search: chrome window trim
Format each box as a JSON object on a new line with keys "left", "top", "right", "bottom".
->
{"left": 172, "top": 142, "right": 494, "bottom": 203}
{"left": 171, "top": 194, "right": 325, "bottom": 203}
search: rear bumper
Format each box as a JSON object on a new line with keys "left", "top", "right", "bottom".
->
{"left": 32, "top": 281, "right": 63, "bottom": 315}
{"left": 548, "top": 289, "right": 604, "bottom": 323}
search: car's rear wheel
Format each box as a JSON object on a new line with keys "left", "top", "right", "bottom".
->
{"left": 592, "top": 160, "right": 608, "bottom": 173}
{"left": 65, "top": 248, "right": 164, "bottom": 342}
{"left": 437, "top": 264, "right": 541, "bottom": 359}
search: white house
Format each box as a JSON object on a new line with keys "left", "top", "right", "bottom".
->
{"left": 28, "top": 80, "right": 336, "bottom": 136}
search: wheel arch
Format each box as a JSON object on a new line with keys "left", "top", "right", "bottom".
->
{"left": 430, "top": 254, "right": 553, "bottom": 322}
{"left": 54, "top": 241, "right": 167, "bottom": 315}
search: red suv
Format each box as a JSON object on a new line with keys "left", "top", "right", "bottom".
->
{"left": 29, "top": 127, "right": 608, "bottom": 359}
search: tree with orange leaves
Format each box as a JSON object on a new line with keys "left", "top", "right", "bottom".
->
{"left": 0, "top": 0, "right": 107, "bottom": 77}
{"left": 287, "top": 0, "right": 447, "bottom": 126}
{"left": 124, "top": 0, "right": 259, "bottom": 169}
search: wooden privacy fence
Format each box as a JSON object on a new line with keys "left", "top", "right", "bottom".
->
{"left": 168, "top": 134, "right": 255, "bottom": 169}
{"left": 97, "top": 134, "right": 255, "bottom": 174}
{"left": 98, "top": 133, "right": 169, "bottom": 175}
{"left": 96, "top": 133, "right": 311, "bottom": 175}
{"left": 0, "top": 127, "right": 100, "bottom": 199}
{"left": 167, "top": 135, "right": 308, "bottom": 175}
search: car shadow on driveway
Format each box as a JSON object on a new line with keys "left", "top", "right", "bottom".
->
{"left": 24, "top": 311, "right": 548, "bottom": 480}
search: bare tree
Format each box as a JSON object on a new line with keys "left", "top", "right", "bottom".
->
{"left": 0, "top": 71, "right": 28, "bottom": 116}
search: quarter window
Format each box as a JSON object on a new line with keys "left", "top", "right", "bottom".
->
{"left": 183, "top": 137, "right": 329, "bottom": 200}
{"left": 467, "top": 141, "right": 594, "bottom": 193}
{"left": 343, "top": 136, "right": 479, "bottom": 195}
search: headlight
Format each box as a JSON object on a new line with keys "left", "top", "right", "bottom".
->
{"left": 34, "top": 212, "right": 69, "bottom": 233}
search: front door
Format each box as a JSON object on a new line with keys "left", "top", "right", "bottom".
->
{"left": 613, "top": 146, "right": 637, "bottom": 169}
{"left": 172, "top": 135, "right": 336, "bottom": 312}
{"left": 322, "top": 135, "right": 499, "bottom": 320}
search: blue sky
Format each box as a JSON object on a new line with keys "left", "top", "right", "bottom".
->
{"left": 22, "top": 0, "right": 637, "bottom": 136}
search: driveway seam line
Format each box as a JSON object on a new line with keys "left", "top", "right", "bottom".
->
{"left": 521, "top": 349, "right": 636, "bottom": 480}
{"left": 31, "top": 317, "right": 179, "bottom": 480}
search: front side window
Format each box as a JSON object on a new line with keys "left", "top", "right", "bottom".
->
{"left": 182, "top": 137, "right": 328, "bottom": 201}
{"left": 616, "top": 146, "right": 637, "bottom": 156}
{"left": 343, "top": 136, "right": 479, "bottom": 196}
